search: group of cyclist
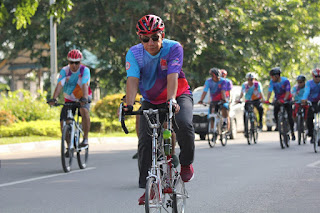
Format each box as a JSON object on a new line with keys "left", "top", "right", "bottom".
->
{"left": 46, "top": 13, "right": 320, "bottom": 206}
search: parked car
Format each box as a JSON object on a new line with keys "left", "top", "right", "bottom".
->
{"left": 192, "top": 86, "right": 245, "bottom": 140}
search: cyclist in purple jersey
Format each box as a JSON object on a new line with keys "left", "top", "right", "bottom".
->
{"left": 123, "top": 14, "right": 195, "bottom": 205}
{"left": 265, "top": 67, "right": 295, "bottom": 140}
{"left": 301, "top": 68, "right": 320, "bottom": 143}
{"left": 220, "top": 69, "right": 232, "bottom": 130}
{"left": 198, "top": 68, "right": 229, "bottom": 128}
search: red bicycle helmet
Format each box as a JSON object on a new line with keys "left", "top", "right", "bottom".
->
{"left": 67, "top": 49, "right": 83, "bottom": 62}
{"left": 136, "top": 14, "right": 165, "bottom": 35}
{"left": 220, "top": 69, "right": 227, "bottom": 77}
{"left": 312, "top": 68, "right": 320, "bottom": 76}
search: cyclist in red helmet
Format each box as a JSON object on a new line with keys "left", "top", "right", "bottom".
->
{"left": 301, "top": 69, "right": 320, "bottom": 143}
{"left": 124, "top": 14, "right": 195, "bottom": 205}
{"left": 48, "top": 49, "right": 92, "bottom": 148}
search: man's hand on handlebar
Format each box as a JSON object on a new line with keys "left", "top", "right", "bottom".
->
{"left": 167, "top": 99, "right": 180, "bottom": 114}
{"left": 123, "top": 104, "right": 133, "bottom": 112}
{"left": 47, "top": 98, "right": 57, "bottom": 106}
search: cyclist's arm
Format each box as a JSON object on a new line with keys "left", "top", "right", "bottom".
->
{"left": 199, "top": 91, "right": 207, "bottom": 103}
{"left": 52, "top": 83, "right": 63, "bottom": 100}
{"left": 284, "top": 91, "right": 290, "bottom": 101}
{"left": 266, "top": 91, "right": 272, "bottom": 102}
{"left": 81, "top": 83, "right": 89, "bottom": 100}
{"left": 167, "top": 73, "right": 178, "bottom": 101}
{"left": 221, "top": 90, "right": 227, "bottom": 102}
{"left": 126, "top": 77, "right": 139, "bottom": 106}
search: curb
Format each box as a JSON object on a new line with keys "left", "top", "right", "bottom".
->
{"left": 0, "top": 137, "right": 138, "bottom": 154}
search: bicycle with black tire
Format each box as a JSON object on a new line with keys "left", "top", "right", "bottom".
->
{"left": 294, "top": 102, "right": 307, "bottom": 145}
{"left": 119, "top": 100, "right": 188, "bottom": 213}
{"left": 243, "top": 101, "right": 258, "bottom": 145}
{"left": 311, "top": 101, "right": 320, "bottom": 153}
{"left": 206, "top": 101, "right": 228, "bottom": 148}
{"left": 49, "top": 102, "right": 89, "bottom": 173}
{"left": 271, "top": 101, "right": 291, "bottom": 149}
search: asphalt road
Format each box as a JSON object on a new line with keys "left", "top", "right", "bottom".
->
{"left": 1, "top": 131, "right": 320, "bottom": 213}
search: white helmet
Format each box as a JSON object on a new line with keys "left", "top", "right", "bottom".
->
{"left": 245, "top": 72, "right": 256, "bottom": 79}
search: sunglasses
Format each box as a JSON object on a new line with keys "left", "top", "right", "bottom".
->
{"left": 248, "top": 78, "right": 253, "bottom": 81}
{"left": 297, "top": 81, "right": 304, "bottom": 84}
{"left": 69, "top": 61, "right": 80, "bottom": 65}
{"left": 315, "top": 75, "right": 320, "bottom": 78}
{"left": 140, "top": 34, "right": 160, "bottom": 43}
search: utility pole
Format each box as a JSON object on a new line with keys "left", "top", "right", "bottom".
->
{"left": 50, "top": 0, "right": 57, "bottom": 96}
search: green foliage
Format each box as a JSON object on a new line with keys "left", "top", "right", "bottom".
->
{"left": 93, "top": 93, "right": 141, "bottom": 120}
{"left": 0, "top": 89, "right": 60, "bottom": 122}
{"left": 0, "top": 110, "right": 18, "bottom": 126}
{"left": 12, "top": 0, "right": 39, "bottom": 29}
{"left": 0, "top": 120, "right": 60, "bottom": 137}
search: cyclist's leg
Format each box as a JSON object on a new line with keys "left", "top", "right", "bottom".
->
{"left": 306, "top": 103, "right": 315, "bottom": 140}
{"left": 60, "top": 106, "right": 69, "bottom": 144}
{"left": 174, "top": 94, "right": 195, "bottom": 181}
{"left": 222, "top": 102, "right": 230, "bottom": 130}
{"left": 254, "top": 100, "right": 264, "bottom": 128}
{"left": 274, "top": 103, "right": 280, "bottom": 130}
{"left": 285, "top": 103, "right": 295, "bottom": 139}
{"left": 244, "top": 103, "right": 248, "bottom": 136}
{"left": 79, "top": 103, "right": 90, "bottom": 141}
{"left": 138, "top": 101, "right": 154, "bottom": 189}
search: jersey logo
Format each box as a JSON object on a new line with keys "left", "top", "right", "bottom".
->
{"left": 160, "top": 59, "right": 168, "bottom": 71}
{"left": 171, "top": 58, "right": 180, "bottom": 66}
{"left": 126, "top": 62, "right": 131, "bottom": 70}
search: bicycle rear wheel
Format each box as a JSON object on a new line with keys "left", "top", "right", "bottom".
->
{"left": 61, "top": 124, "right": 73, "bottom": 172}
{"left": 172, "top": 175, "right": 187, "bottom": 213}
{"left": 253, "top": 117, "right": 258, "bottom": 144}
{"left": 77, "top": 126, "right": 89, "bottom": 169}
{"left": 297, "top": 115, "right": 302, "bottom": 145}
{"left": 207, "top": 118, "right": 217, "bottom": 148}
{"left": 145, "top": 177, "right": 161, "bottom": 213}
{"left": 278, "top": 118, "right": 285, "bottom": 149}
{"left": 247, "top": 118, "right": 253, "bottom": 145}
{"left": 314, "top": 130, "right": 319, "bottom": 153}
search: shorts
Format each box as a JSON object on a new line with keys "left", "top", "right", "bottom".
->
{"left": 60, "top": 102, "right": 90, "bottom": 121}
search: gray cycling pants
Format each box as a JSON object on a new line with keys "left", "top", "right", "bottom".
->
{"left": 138, "top": 94, "right": 195, "bottom": 188}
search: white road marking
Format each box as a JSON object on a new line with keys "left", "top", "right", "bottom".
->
{"left": 307, "top": 160, "right": 320, "bottom": 168}
{"left": 0, "top": 167, "right": 96, "bottom": 188}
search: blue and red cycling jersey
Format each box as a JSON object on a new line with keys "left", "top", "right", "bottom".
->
{"left": 125, "top": 39, "right": 191, "bottom": 104}
{"left": 291, "top": 85, "right": 306, "bottom": 103}
{"left": 302, "top": 80, "right": 320, "bottom": 102}
{"left": 268, "top": 77, "right": 292, "bottom": 101}
{"left": 221, "top": 77, "right": 233, "bottom": 99}
{"left": 203, "top": 78, "right": 227, "bottom": 102}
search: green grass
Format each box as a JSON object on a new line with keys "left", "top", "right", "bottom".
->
{"left": 0, "top": 132, "right": 137, "bottom": 145}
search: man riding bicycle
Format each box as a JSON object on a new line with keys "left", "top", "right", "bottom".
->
{"left": 198, "top": 68, "right": 228, "bottom": 129}
{"left": 265, "top": 67, "right": 295, "bottom": 141}
{"left": 48, "top": 49, "right": 92, "bottom": 148}
{"left": 123, "top": 14, "right": 195, "bottom": 205}
{"left": 220, "top": 69, "right": 233, "bottom": 130}
{"left": 292, "top": 75, "right": 309, "bottom": 121}
{"left": 237, "top": 72, "right": 264, "bottom": 135}
{"left": 301, "top": 69, "right": 320, "bottom": 143}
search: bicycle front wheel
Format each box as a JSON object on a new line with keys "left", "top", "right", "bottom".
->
{"left": 247, "top": 117, "right": 253, "bottom": 145}
{"left": 207, "top": 118, "right": 217, "bottom": 148}
{"left": 145, "top": 177, "right": 161, "bottom": 213}
{"left": 278, "top": 117, "right": 285, "bottom": 149}
{"left": 61, "top": 124, "right": 73, "bottom": 172}
{"left": 314, "top": 130, "right": 319, "bottom": 153}
{"left": 297, "top": 115, "right": 302, "bottom": 145}
{"left": 253, "top": 116, "right": 258, "bottom": 144}
{"left": 284, "top": 118, "right": 290, "bottom": 148}
{"left": 77, "top": 125, "right": 89, "bottom": 169}
{"left": 172, "top": 175, "right": 187, "bottom": 213}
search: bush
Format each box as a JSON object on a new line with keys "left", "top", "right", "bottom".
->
{"left": 0, "top": 120, "right": 61, "bottom": 137}
{"left": 0, "top": 90, "right": 60, "bottom": 122}
{"left": 0, "top": 110, "right": 18, "bottom": 126}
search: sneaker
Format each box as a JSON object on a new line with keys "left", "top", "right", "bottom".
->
{"left": 310, "top": 136, "right": 314, "bottom": 144}
{"left": 138, "top": 193, "right": 145, "bottom": 205}
{"left": 244, "top": 132, "right": 248, "bottom": 138}
{"left": 80, "top": 138, "right": 89, "bottom": 147}
{"left": 171, "top": 154, "right": 179, "bottom": 168}
{"left": 138, "top": 191, "right": 155, "bottom": 205}
{"left": 180, "top": 164, "right": 194, "bottom": 182}
{"left": 291, "top": 133, "right": 295, "bottom": 141}
{"left": 132, "top": 152, "right": 138, "bottom": 159}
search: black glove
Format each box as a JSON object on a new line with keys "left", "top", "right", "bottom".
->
{"left": 47, "top": 98, "right": 57, "bottom": 104}
{"left": 124, "top": 105, "right": 133, "bottom": 112}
